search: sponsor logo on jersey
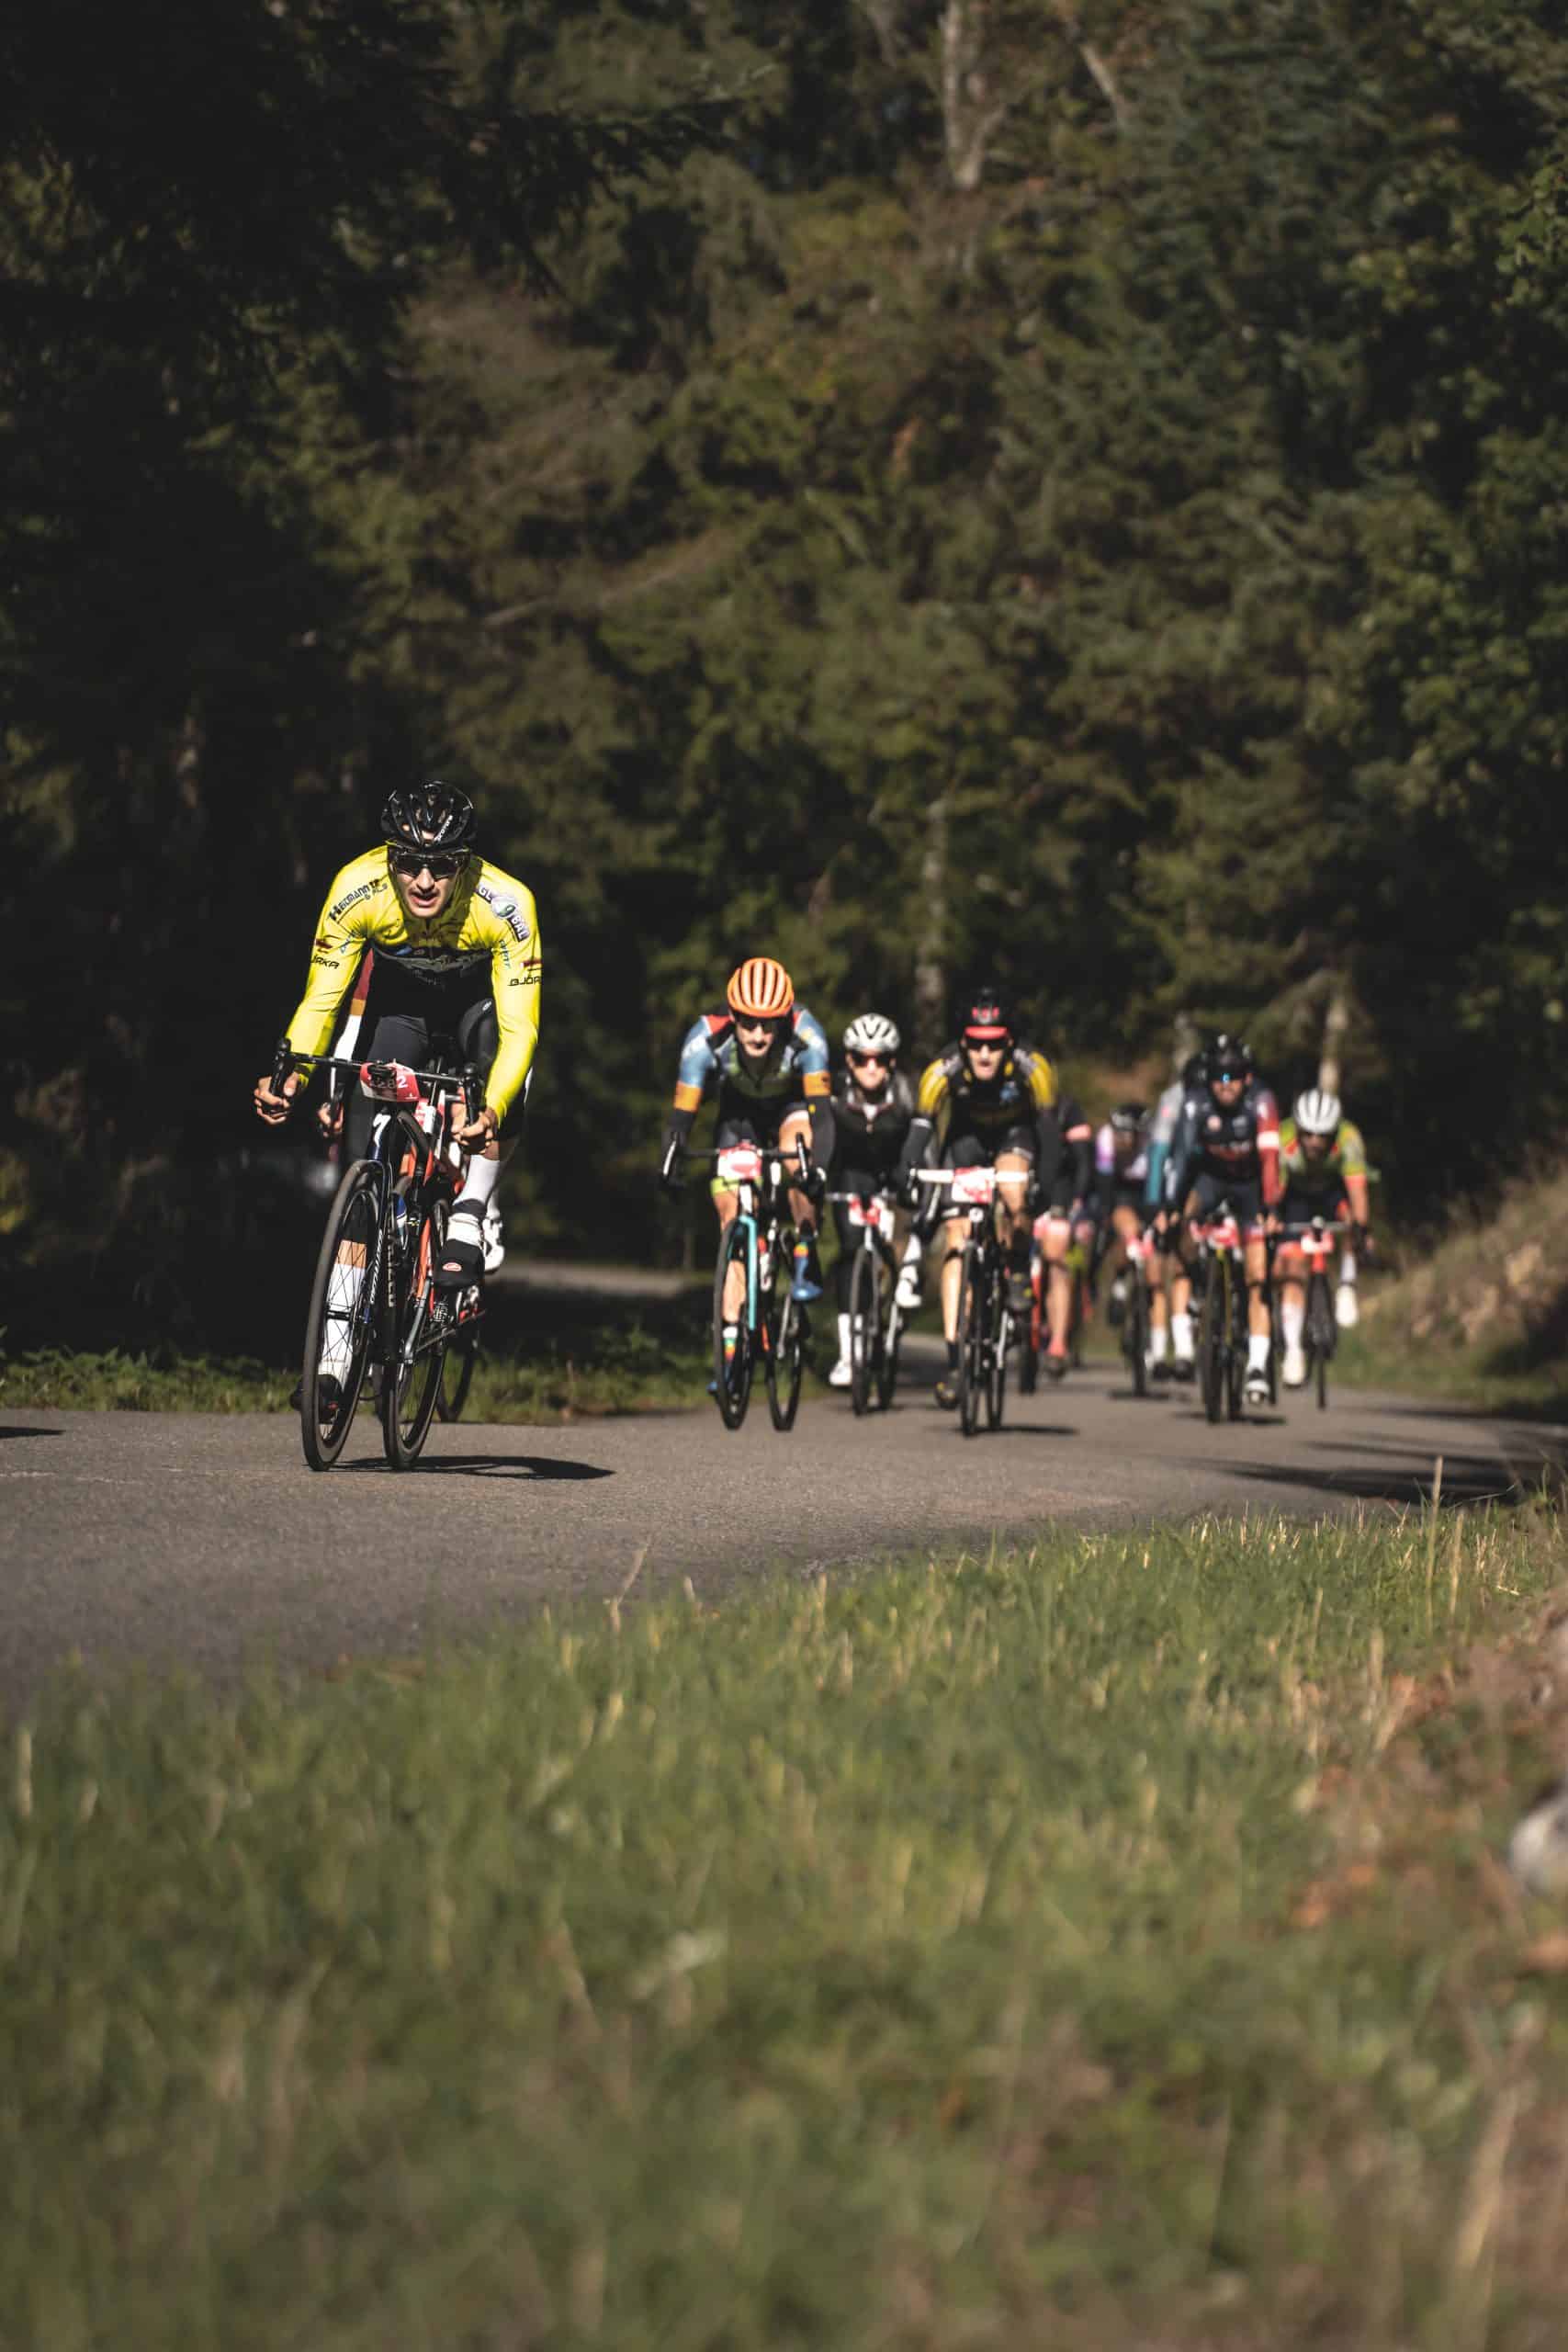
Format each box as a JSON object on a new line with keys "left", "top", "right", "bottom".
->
{"left": 327, "top": 880, "right": 378, "bottom": 921}
{"left": 477, "top": 882, "right": 531, "bottom": 944}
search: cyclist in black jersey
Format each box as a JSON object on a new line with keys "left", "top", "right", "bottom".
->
{"left": 825, "top": 1013, "right": 918, "bottom": 1386}
{"left": 897, "top": 986, "right": 1063, "bottom": 1409}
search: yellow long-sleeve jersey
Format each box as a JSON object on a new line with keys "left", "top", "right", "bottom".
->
{"left": 285, "top": 847, "right": 542, "bottom": 1123}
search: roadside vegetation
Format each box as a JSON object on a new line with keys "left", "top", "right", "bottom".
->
{"left": 5, "top": 1503, "right": 1568, "bottom": 2346}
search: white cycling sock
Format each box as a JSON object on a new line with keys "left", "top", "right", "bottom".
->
{"left": 1338, "top": 1249, "right": 1357, "bottom": 1287}
{"left": 1247, "top": 1332, "right": 1270, "bottom": 1373}
{"left": 1147, "top": 1323, "right": 1168, "bottom": 1359}
{"left": 456, "top": 1150, "right": 503, "bottom": 1214}
{"left": 1280, "top": 1300, "right": 1304, "bottom": 1351}
{"left": 836, "top": 1311, "right": 852, "bottom": 1361}
{"left": 1171, "top": 1311, "right": 1194, "bottom": 1360}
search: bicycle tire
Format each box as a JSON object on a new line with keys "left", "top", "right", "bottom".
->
{"left": 986, "top": 1271, "right": 1009, "bottom": 1430}
{"left": 1019, "top": 1266, "right": 1041, "bottom": 1394}
{"left": 1128, "top": 1270, "right": 1149, "bottom": 1396}
{"left": 712, "top": 1218, "right": 753, "bottom": 1430}
{"left": 300, "top": 1159, "right": 383, "bottom": 1471}
{"left": 764, "top": 1244, "right": 804, "bottom": 1432}
{"left": 382, "top": 1196, "right": 447, "bottom": 1469}
{"left": 1068, "top": 1267, "right": 1087, "bottom": 1370}
{"left": 1225, "top": 1261, "right": 1247, "bottom": 1421}
{"left": 877, "top": 1286, "right": 901, "bottom": 1411}
{"left": 956, "top": 1247, "right": 985, "bottom": 1437}
{"left": 1198, "top": 1259, "right": 1224, "bottom": 1426}
{"left": 1309, "top": 1272, "right": 1333, "bottom": 1411}
{"left": 436, "top": 1318, "right": 479, "bottom": 1421}
{"left": 849, "top": 1243, "right": 878, "bottom": 1418}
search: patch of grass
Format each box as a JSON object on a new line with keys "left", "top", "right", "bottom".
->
{"left": 5, "top": 1508, "right": 1568, "bottom": 2346}
{"left": 0, "top": 1309, "right": 715, "bottom": 1421}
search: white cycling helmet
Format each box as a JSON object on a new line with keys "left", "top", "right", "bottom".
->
{"left": 843, "top": 1012, "right": 900, "bottom": 1057}
{"left": 1293, "top": 1088, "right": 1342, "bottom": 1136}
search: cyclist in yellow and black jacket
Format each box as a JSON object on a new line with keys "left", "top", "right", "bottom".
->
{"left": 254, "top": 780, "right": 541, "bottom": 1293}
{"left": 896, "top": 985, "right": 1063, "bottom": 1408}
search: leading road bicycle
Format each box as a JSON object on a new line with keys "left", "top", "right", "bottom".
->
{"left": 825, "top": 1185, "right": 906, "bottom": 1414}
{"left": 273, "top": 1044, "right": 486, "bottom": 1470}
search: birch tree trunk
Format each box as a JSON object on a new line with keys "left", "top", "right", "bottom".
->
{"left": 915, "top": 793, "right": 950, "bottom": 1043}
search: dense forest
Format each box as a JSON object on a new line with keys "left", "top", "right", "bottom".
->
{"left": 5, "top": 0, "right": 1568, "bottom": 1339}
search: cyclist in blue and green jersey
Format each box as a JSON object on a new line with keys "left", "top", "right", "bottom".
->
{"left": 659, "top": 957, "right": 836, "bottom": 1379}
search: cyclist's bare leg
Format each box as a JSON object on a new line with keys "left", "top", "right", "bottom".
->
{"left": 712, "top": 1186, "right": 747, "bottom": 1323}
{"left": 1245, "top": 1233, "right": 1271, "bottom": 1337}
{"left": 780, "top": 1110, "right": 816, "bottom": 1238}
{"left": 1041, "top": 1213, "right": 1072, "bottom": 1351}
{"left": 940, "top": 1213, "right": 967, "bottom": 1340}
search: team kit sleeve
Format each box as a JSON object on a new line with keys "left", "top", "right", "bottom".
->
{"left": 475, "top": 879, "right": 543, "bottom": 1123}
{"left": 1256, "top": 1088, "right": 1283, "bottom": 1207}
{"left": 667, "top": 1017, "right": 718, "bottom": 1145}
{"left": 794, "top": 1009, "right": 836, "bottom": 1170}
{"left": 283, "top": 853, "right": 383, "bottom": 1067}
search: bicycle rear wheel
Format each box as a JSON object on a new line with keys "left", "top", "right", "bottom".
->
{"left": 382, "top": 1198, "right": 447, "bottom": 1469}
{"left": 1309, "top": 1272, "right": 1334, "bottom": 1410}
{"left": 764, "top": 1243, "right": 804, "bottom": 1431}
{"left": 436, "top": 1315, "right": 479, "bottom": 1421}
{"left": 849, "top": 1243, "right": 878, "bottom": 1418}
{"left": 1127, "top": 1269, "right": 1150, "bottom": 1396}
{"left": 876, "top": 1288, "right": 901, "bottom": 1410}
{"left": 956, "top": 1248, "right": 985, "bottom": 1437}
{"left": 986, "top": 1276, "right": 1009, "bottom": 1430}
{"left": 712, "top": 1218, "right": 753, "bottom": 1430}
{"left": 1198, "top": 1259, "right": 1225, "bottom": 1426}
{"left": 300, "top": 1159, "right": 382, "bottom": 1471}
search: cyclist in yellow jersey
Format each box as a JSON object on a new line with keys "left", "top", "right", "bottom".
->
{"left": 254, "top": 780, "right": 541, "bottom": 1294}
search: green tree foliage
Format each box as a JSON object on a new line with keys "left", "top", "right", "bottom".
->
{"left": 5, "top": 0, "right": 1568, "bottom": 1339}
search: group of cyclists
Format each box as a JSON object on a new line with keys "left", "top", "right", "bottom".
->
{"left": 256, "top": 781, "right": 1372, "bottom": 1423}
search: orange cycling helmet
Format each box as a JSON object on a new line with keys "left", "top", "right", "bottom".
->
{"left": 727, "top": 956, "right": 795, "bottom": 1020}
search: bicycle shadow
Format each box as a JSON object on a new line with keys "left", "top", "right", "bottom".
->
{"left": 341, "top": 1453, "right": 613, "bottom": 1481}
{"left": 1205, "top": 1451, "right": 1532, "bottom": 1508}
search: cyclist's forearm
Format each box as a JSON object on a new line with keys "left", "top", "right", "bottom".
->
{"left": 1347, "top": 1171, "right": 1371, "bottom": 1227}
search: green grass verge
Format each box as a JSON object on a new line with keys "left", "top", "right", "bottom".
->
{"left": 6, "top": 1507, "right": 1568, "bottom": 2346}
{"left": 0, "top": 1325, "right": 714, "bottom": 1419}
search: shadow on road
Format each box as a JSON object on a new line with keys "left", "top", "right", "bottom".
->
{"left": 341, "top": 1454, "right": 614, "bottom": 1481}
{"left": 0, "top": 1428, "right": 61, "bottom": 1442}
{"left": 1206, "top": 1448, "right": 1541, "bottom": 1509}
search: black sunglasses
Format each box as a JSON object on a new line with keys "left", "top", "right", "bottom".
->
{"left": 389, "top": 846, "right": 468, "bottom": 879}
{"left": 848, "top": 1049, "right": 891, "bottom": 1067}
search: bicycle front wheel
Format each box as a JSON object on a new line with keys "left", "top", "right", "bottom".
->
{"left": 849, "top": 1243, "right": 878, "bottom": 1418}
{"left": 1198, "top": 1259, "right": 1225, "bottom": 1426}
{"left": 764, "top": 1243, "right": 804, "bottom": 1432}
{"left": 956, "top": 1248, "right": 986, "bottom": 1437}
{"left": 712, "top": 1218, "right": 753, "bottom": 1430}
{"left": 1225, "top": 1264, "right": 1247, "bottom": 1421}
{"left": 1309, "top": 1272, "right": 1333, "bottom": 1411}
{"left": 382, "top": 1198, "right": 447, "bottom": 1469}
{"left": 876, "top": 1284, "right": 901, "bottom": 1411}
{"left": 300, "top": 1159, "right": 382, "bottom": 1471}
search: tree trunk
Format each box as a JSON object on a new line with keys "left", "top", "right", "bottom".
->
{"left": 916, "top": 793, "right": 950, "bottom": 1044}
{"left": 1318, "top": 977, "right": 1349, "bottom": 1096}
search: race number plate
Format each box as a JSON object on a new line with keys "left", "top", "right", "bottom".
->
{"left": 716, "top": 1145, "right": 762, "bottom": 1185}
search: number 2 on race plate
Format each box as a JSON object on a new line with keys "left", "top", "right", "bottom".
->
{"left": 716, "top": 1145, "right": 762, "bottom": 1185}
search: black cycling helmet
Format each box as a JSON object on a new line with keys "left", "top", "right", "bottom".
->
{"left": 1110, "top": 1101, "right": 1148, "bottom": 1136}
{"left": 961, "top": 983, "right": 1012, "bottom": 1044}
{"left": 382, "top": 779, "right": 477, "bottom": 856}
{"left": 1205, "top": 1032, "right": 1254, "bottom": 1084}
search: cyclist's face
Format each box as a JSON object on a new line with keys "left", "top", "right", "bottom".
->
{"left": 848, "top": 1050, "right": 891, "bottom": 1095}
{"left": 734, "top": 1013, "right": 784, "bottom": 1061}
{"left": 390, "top": 849, "right": 465, "bottom": 920}
{"left": 964, "top": 1036, "right": 1007, "bottom": 1079}
{"left": 1209, "top": 1074, "right": 1245, "bottom": 1107}
{"left": 1301, "top": 1131, "right": 1330, "bottom": 1159}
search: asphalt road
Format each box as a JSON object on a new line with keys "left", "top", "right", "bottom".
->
{"left": 4, "top": 1349, "right": 1562, "bottom": 1709}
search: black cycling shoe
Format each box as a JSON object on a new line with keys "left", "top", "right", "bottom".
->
{"left": 1171, "top": 1354, "right": 1197, "bottom": 1384}
{"left": 291, "top": 1372, "right": 343, "bottom": 1419}
{"left": 1043, "top": 1349, "right": 1068, "bottom": 1382}
{"left": 434, "top": 1204, "right": 487, "bottom": 1291}
{"left": 934, "top": 1374, "right": 961, "bottom": 1409}
{"left": 1151, "top": 1356, "right": 1174, "bottom": 1384}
